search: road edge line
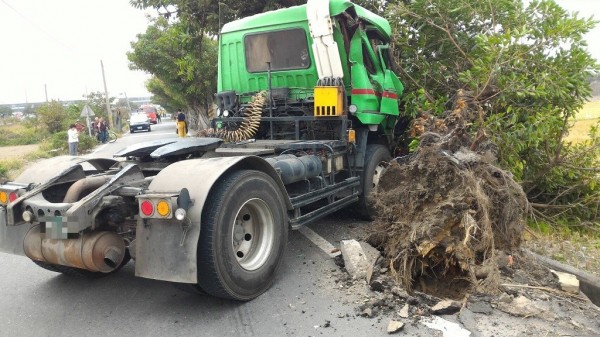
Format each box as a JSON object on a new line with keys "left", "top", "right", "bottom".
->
{"left": 297, "top": 226, "right": 341, "bottom": 258}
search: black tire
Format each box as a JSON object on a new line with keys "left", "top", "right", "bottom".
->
{"left": 31, "top": 249, "right": 131, "bottom": 278}
{"left": 196, "top": 170, "right": 288, "bottom": 301}
{"left": 148, "top": 126, "right": 151, "bottom": 132}
{"left": 356, "top": 144, "right": 391, "bottom": 220}
{"left": 130, "top": 128, "right": 134, "bottom": 133}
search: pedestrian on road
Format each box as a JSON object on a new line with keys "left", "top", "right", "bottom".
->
{"left": 176, "top": 109, "right": 187, "bottom": 138}
{"left": 67, "top": 124, "right": 79, "bottom": 156}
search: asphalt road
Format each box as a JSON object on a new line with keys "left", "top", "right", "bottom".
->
{"left": 0, "top": 121, "right": 439, "bottom": 337}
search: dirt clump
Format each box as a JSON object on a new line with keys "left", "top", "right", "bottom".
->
{"left": 367, "top": 91, "right": 529, "bottom": 298}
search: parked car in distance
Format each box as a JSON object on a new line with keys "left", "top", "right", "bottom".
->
{"left": 129, "top": 114, "right": 151, "bottom": 133}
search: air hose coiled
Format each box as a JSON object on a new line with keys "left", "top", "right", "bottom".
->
{"left": 198, "top": 91, "right": 265, "bottom": 142}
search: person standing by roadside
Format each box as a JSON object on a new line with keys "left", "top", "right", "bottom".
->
{"left": 67, "top": 124, "right": 79, "bottom": 156}
{"left": 92, "top": 117, "right": 100, "bottom": 141}
{"left": 176, "top": 109, "right": 187, "bottom": 138}
{"left": 99, "top": 117, "right": 109, "bottom": 143}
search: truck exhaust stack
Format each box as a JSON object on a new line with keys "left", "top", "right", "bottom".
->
{"left": 23, "top": 225, "right": 126, "bottom": 273}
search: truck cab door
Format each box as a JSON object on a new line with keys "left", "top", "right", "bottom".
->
{"left": 349, "top": 30, "right": 386, "bottom": 126}
{"left": 377, "top": 45, "right": 403, "bottom": 118}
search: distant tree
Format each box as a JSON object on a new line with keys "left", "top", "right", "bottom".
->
{"left": 85, "top": 91, "right": 113, "bottom": 120}
{"left": 36, "top": 101, "right": 68, "bottom": 134}
{"left": 128, "top": 17, "right": 218, "bottom": 128}
{"left": 389, "top": 0, "right": 599, "bottom": 225}
{"left": 0, "top": 105, "right": 12, "bottom": 118}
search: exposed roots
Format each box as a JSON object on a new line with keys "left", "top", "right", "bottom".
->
{"left": 368, "top": 90, "right": 529, "bottom": 298}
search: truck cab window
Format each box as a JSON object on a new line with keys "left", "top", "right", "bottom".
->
{"left": 245, "top": 29, "right": 310, "bottom": 72}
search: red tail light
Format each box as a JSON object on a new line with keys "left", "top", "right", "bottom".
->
{"left": 140, "top": 200, "right": 154, "bottom": 216}
{"left": 8, "top": 192, "right": 17, "bottom": 202}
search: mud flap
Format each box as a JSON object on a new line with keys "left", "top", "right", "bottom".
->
{"left": 135, "top": 218, "right": 201, "bottom": 283}
{"left": 0, "top": 207, "right": 31, "bottom": 256}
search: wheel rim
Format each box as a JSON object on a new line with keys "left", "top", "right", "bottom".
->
{"left": 231, "top": 198, "right": 275, "bottom": 271}
{"left": 372, "top": 161, "right": 388, "bottom": 190}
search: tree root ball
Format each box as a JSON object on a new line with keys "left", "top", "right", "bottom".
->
{"left": 368, "top": 140, "right": 529, "bottom": 297}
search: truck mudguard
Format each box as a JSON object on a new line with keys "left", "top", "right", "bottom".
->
{"left": 135, "top": 156, "right": 291, "bottom": 283}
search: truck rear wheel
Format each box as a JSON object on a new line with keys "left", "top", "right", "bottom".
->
{"left": 197, "top": 170, "right": 288, "bottom": 300}
{"left": 357, "top": 144, "right": 391, "bottom": 220}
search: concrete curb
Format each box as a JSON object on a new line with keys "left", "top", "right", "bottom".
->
{"left": 525, "top": 249, "right": 600, "bottom": 307}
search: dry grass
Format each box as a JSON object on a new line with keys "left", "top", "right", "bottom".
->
{"left": 565, "top": 101, "right": 600, "bottom": 143}
{"left": 522, "top": 230, "right": 600, "bottom": 277}
{"left": 566, "top": 118, "right": 599, "bottom": 143}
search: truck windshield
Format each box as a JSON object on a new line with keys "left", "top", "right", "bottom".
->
{"left": 244, "top": 28, "right": 310, "bottom": 72}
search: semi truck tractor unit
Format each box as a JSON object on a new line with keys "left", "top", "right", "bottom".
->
{"left": 0, "top": 0, "right": 405, "bottom": 301}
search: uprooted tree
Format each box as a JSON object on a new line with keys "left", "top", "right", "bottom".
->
{"left": 388, "top": 0, "right": 599, "bottom": 227}
{"left": 366, "top": 0, "right": 599, "bottom": 294}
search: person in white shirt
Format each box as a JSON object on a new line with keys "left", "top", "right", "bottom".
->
{"left": 67, "top": 124, "right": 79, "bottom": 156}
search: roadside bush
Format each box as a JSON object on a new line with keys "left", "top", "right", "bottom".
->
{"left": 36, "top": 101, "right": 68, "bottom": 134}
{"left": 45, "top": 131, "right": 68, "bottom": 152}
{"left": 0, "top": 159, "right": 25, "bottom": 181}
{"left": 78, "top": 134, "right": 97, "bottom": 153}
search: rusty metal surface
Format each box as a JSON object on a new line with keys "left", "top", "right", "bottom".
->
{"left": 63, "top": 176, "right": 111, "bottom": 203}
{"left": 23, "top": 225, "right": 126, "bottom": 272}
{"left": 135, "top": 156, "right": 290, "bottom": 283}
{"left": 64, "top": 164, "right": 145, "bottom": 232}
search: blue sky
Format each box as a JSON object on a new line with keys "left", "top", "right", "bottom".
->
{"left": 0, "top": 0, "right": 598, "bottom": 104}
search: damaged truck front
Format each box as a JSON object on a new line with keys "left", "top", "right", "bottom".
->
{"left": 0, "top": 0, "right": 405, "bottom": 301}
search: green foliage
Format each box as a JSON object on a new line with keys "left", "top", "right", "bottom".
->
{"left": 46, "top": 131, "right": 69, "bottom": 152}
{"left": 36, "top": 101, "right": 69, "bottom": 134}
{"left": 128, "top": 16, "right": 218, "bottom": 127}
{"left": 388, "top": 0, "right": 600, "bottom": 225}
{"left": 0, "top": 105, "right": 12, "bottom": 117}
{"left": 42, "top": 130, "right": 97, "bottom": 155}
{"left": 0, "top": 159, "right": 24, "bottom": 180}
{"left": 85, "top": 91, "right": 111, "bottom": 120}
{"left": 25, "top": 149, "right": 52, "bottom": 161}
{"left": 78, "top": 134, "right": 97, "bottom": 153}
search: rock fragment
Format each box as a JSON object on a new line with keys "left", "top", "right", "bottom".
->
{"left": 387, "top": 320, "right": 405, "bottom": 334}
{"left": 550, "top": 269, "right": 580, "bottom": 294}
{"left": 431, "top": 299, "right": 461, "bottom": 315}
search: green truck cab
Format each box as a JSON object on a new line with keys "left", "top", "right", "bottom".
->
{"left": 215, "top": 0, "right": 403, "bottom": 143}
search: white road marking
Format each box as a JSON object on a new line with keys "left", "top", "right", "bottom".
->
{"left": 297, "top": 226, "right": 341, "bottom": 258}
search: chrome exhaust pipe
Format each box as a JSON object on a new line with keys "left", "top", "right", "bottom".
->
{"left": 23, "top": 225, "right": 126, "bottom": 273}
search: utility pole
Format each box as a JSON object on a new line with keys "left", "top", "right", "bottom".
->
{"left": 100, "top": 60, "right": 113, "bottom": 128}
{"left": 122, "top": 92, "right": 131, "bottom": 111}
{"left": 44, "top": 84, "right": 48, "bottom": 102}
